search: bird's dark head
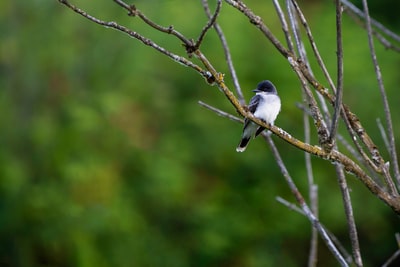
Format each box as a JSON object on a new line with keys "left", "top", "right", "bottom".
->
{"left": 252, "top": 80, "right": 277, "bottom": 94}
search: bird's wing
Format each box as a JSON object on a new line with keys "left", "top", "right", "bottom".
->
{"left": 243, "top": 95, "right": 261, "bottom": 130}
{"left": 248, "top": 95, "right": 261, "bottom": 113}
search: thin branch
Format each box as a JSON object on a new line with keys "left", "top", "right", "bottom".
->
{"left": 264, "top": 134, "right": 348, "bottom": 266}
{"left": 224, "top": 0, "right": 291, "bottom": 58}
{"left": 276, "top": 197, "right": 353, "bottom": 264}
{"left": 360, "top": 0, "right": 400, "bottom": 192}
{"left": 288, "top": 58, "right": 331, "bottom": 151}
{"left": 58, "top": 0, "right": 213, "bottom": 82}
{"left": 335, "top": 165, "right": 363, "bottom": 267}
{"left": 272, "top": 0, "right": 294, "bottom": 53}
{"left": 286, "top": 0, "right": 333, "bottom": 129}
{"left": 382, "top": 234, "right": 400, "bottom": 267}
{"left": 340, "top": 0, "right": 400, "bottom": 45}
{"left": 341, "top": 107, "right": 384, "bottom": 174}
{"left": 287, "top": 0, "right": 306, "bottom": 61}
{"left": 308, "top": 185, "right": 319, "bottom": 267}
{"left": 303, "top": 106, "right": 319, "bottom": 267}
{"left": 298, "top": 102, "right": 382, "bottom": 183}
{"left": 195, "top": 0, "right": 222, "bottom": 49}
{"left": 289, "top": 0, "right": 336, "bottom": 93}
{"left": 337, "top": 133, "right": 383, "bottom": 184}
{"left": 329, "top": 0, "right": 344, "bottom": 145}
{"left": 344, "top": 9, "right": 400, "bottom": 53}
{"left": 382, "top": 250, "right": 400, "bottom": 267}
{"left": 198, "top": 101, "right": 242, "bottom": 123}
{"left": 276, "top": 196, "right": 303, "bottom": 214}
{"left": 113, "top": 0, "right": 192, "bottom": 48}
{"left": 377, "top": 118, "right": 390, "bottom": 153}
{"left": 201, "top": 0, "right": 244, "bottom": 104}
{"left": 299, "top": 93, "right": 319, "bottom": 267}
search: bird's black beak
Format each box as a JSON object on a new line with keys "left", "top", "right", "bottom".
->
{"left": 252, "top": 89, "right": 261, "bottom": 93}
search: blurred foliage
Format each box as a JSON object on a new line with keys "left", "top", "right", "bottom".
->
{"left": 1, "top": 0, "right": 400, "bottom": 267}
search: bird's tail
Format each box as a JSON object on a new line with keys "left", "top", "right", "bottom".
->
{"left": 236, "top": 137, "right": 251, "bottom": 152}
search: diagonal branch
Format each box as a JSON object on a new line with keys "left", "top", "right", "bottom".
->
{"left": 113, "top": 0, "right": 192, "bottom": 47}
{"left": 198, "top": 101, "right": 242, "bottom": 123}
{"left": 335, "top": 165, "right": 363, "bottom": 267}
{"left": 329, "top": 0, "right": 344, "bottom": 145}
{"left": 272, "top": 0, "right": 294, "bottom": 53}
{"left": 360, "top": 0, "right": 400, "bottom": 193}
{"left": 341, "top": 0, "right": 400, "bottom": 48}
{"left": 276, "top": 197, "right": 353, "bottom": 264}
{"left": 58, "top": 0, "right": 218, "bottom": 87}
{"left": 201, "top": 0, "right": 245, "bottom": 104}
{"left": 195, "top": 0, "right": 222, "bottom": 50}
{"left": 224, "top": 0, "right": 290, "bottom": 57}
{"left": 264, "top": 134, "right": 349, "bottom": 266}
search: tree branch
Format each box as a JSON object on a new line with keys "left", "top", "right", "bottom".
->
{"left": 265, "top": 134, "right": 348, "bottom": 266}
{"left": 335, "top": 165, "right": 363, "bottom": 266}
{"left": 341, "top": 0, "right": 400, "bottom": 50}
{"left": 329, "top": 0, "right": 344, "bottom": 145}
{"left": 201, "top": 0, "right": 244, "bottom": 104}
{"left": 195, "top": 0, "right": 222, "bottom": 50}
{"left": 113, "top": 0, "right": 192, "bottom": 48}
{"left": 360, "top": 0, "right": 400, "bottom": 192}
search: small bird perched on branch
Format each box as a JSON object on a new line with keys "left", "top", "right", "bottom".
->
{"left": 236, "top": 80, "right": 281, "bottom": 152}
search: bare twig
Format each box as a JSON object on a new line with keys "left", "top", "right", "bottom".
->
{"left": 224, "top": 0, "right": 290, "bottom": 57}
{"left": 272, "top": 0, "right": 294, "bottom": 53}
{"left": 308, "top": 185, "right": 319, "bottom": 267}
{"left": 195, "top": 0, "right": 222, "bottom": 49}
{"left": 304, "top": 114, "right": 319, "bottom": 267}
{"left": 58, "top": 0, "right": 214, "bottom": 83}
{"left": 337, "top": 133, "right": 382, "bottom": 184}
{"left": 201, "top": 0, "right": 244, "bottom": 104}
{"left": 113, "top": 0, "right": 192, "bottom": 48}
{"left": 341, "top": 0, "right": 400, "bottom": 45}
{"left": 287, "top": 0, "right": 306, "bottom": 62}
{"left": 377, "top": 118, "right": 390, "bottom": 152}
{"left": 298, "top": 102, "right": 381, "bottom": 183}
{"left": 335, "top": 165, "right": 363, "bottom": 266}
{"left": 382, "top": 234, "right": 400, "bottom": 267}
{"left": 288, "top": 58, "right": 331, "bottom": 151}
{"left": 276, "top": 196, "right": 303, "bottom": 214}
{"left": 286, "top": 0, "right": 332, "bottom": 130}
{"left": 360, "top": 0, "right": 400, "bottom": 192}
{"left": 382, "top": 250, "right": 400, "bottom": 267}
{"left": 300, "top": 93, "right": 319, "bottom": 267}
{"left": 329, "top": 0, "right": 344, "bottom": 145}
{"left": 344, "top": 9, "right": 400, "bottom": 53}
{"left": 276, "top": 197, "right": 353, "bottom": 264}
{"left": 198, "top": 101, "right": 242, "bottom": 123}
{"left": 264, "top": 134, "right": 348, "bottom": 266}
{"left": 289, "top": 0, "right": 336, "bottom": 93}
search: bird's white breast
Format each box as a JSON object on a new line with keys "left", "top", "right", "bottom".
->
{"left": 253, "top": 94, "right": 281, "bottom": 125}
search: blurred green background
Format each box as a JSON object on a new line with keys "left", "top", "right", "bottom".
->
{"left": 1, "top": 0, "right": 400, "bottom": 266}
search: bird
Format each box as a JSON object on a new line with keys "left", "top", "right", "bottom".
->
{"left": 236, "top": 80, "right": 281, "bottom": 152}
